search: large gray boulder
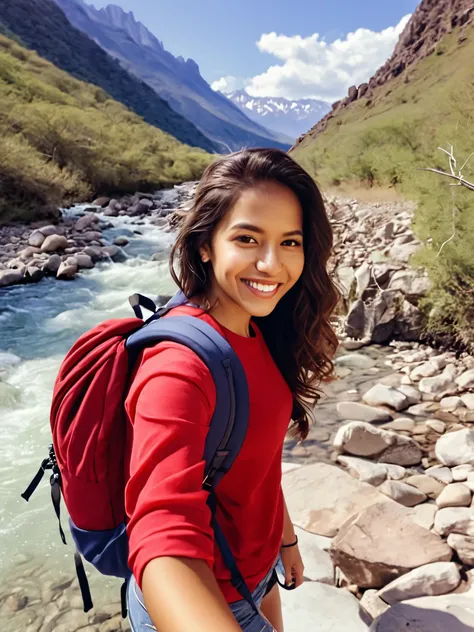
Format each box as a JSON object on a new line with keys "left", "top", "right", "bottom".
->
{"left": 282, "top": 463, "right": 392, "bottom": 538}
{"left": 334, "top": 421, "right": 422, "bottom": 465}
{"left": 330, "top": 502, "right": 452, "bottom": 588}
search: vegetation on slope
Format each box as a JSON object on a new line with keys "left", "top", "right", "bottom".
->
{"left": 291, "top": 25, "right": 474, "bottom": 348}
{"left": 0, "top": 0, "right": 217, "bottom": 153}
{"left": 0, "top": 34, "right": 214, "bottom": 224}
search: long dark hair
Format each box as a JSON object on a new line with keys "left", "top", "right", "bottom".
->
{"left": 170, "top": 148, "right": 340, "bottom": 440}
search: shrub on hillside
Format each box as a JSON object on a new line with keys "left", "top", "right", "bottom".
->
{"left": 0, "top": 35, "right": 214, "bottom": 224}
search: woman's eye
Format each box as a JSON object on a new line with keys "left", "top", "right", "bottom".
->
{"left": 236, "top": 235, "right": 257, "bottom": 244}
{"left": 282, "top": 239, "right": 302, "bottom": 247}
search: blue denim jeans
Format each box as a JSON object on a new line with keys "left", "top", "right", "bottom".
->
{"left": 127, "top": 558, "right": 282, "bottom": 631}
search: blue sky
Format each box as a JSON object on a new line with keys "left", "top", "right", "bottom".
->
{"left": 89, "top": 0, "right": 419, "bottom": 102}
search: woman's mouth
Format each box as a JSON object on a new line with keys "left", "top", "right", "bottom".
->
{"left": 241, "top": 279, "right": 281, "bottom": 298}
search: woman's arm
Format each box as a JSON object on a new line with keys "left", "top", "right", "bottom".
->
{"left": 125, "top": 343, "right": 242, "bottom": 631}
{"left": 282, "top": 494, "right": 296, "bottom": 546}
{"left": 280, "top": 493, "right": 305, "bottom": 588}
{"left": 142, "top": 557, "right": 242, "bottom": 632}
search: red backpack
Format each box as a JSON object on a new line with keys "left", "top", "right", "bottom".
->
{"left": 21, "top": 292, "right": 255, "bottom": 614}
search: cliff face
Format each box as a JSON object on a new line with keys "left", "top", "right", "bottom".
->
{"left": 292, "top": 0, "right": 474, "bottom": 149}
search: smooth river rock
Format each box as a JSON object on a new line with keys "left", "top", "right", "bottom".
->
{"left": 330, "top": 502, "right": 452, "bottom": 588}
{"left": 337, "top": 456, "right": 387, "bottom": 486}
{"left": 447, "top": 533, "right": 474, "bottom": 565}
{"left": 334, "top": 421, "right": 422, "bottom": 465}
{"left": 378, "top": 480, "right": 427, "bottom": 507}
{"left": 377, "top": 562, "right": 461, "bottom": 605}
{"left": 337, "top": 401, "right": 393, "bottom": 423}
{"left": 282, "top": 463, "right": 392, "bottom": 537}
{"left": 434, "top": 507, "right": 474, "bottom": 537}
{"left": 41, "top": 234, "right": 68, "bottom": 252}
{"left": 435, "top": 429, "right": 474, "bottom": 467}
{"left": 436, "top": 483, "right": 472, "bottom": 509}
{"left": 362, "top": 384, "right": 408, "bottom": 411}
{"left": 405, "top": 474, "right": 445, "bottom": 500}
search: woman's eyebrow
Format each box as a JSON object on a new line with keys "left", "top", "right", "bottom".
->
{"left": 230, "top": 222, "right": 303, "bottom": 237}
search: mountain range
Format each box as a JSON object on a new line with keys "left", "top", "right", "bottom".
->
{"left": 51, "top": 0, "right": 292, "bottom": 152}
{"left": 226, "top": 91, "right": 331, "bottom": 141}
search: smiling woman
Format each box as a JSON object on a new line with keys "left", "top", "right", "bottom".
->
{"left": 125, "top": 148, "right": 340, "bottom": 632}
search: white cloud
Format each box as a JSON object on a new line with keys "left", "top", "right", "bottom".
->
{"left": 211, "top": 75, "right": 249, "bottom": 93}
{"left": 213, "top": 14, "right": 411, "bottom": 102}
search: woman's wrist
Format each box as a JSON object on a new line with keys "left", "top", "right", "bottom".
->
{"left": 281, "top": 534, "right": 298, "bottom": 548}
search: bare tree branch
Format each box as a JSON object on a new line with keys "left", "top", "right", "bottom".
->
{"left": 436, "top": 189, "right": 458, "bottom": 257}
{"left": 419, "top": 167, "right": 474, "bottom": 191}
{"left": 421, "top": 144, "right": 474, "bottom": 256}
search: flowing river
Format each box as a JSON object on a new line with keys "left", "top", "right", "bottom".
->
{"left": 0, "top": 200, "right": 179, "bottom": 607}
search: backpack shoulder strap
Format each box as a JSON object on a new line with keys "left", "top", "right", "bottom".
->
{"left": 126, "top": 315, "right": 249, "bottom": 488}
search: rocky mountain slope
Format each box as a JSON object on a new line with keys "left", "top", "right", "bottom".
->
{"left": 292, "top": 0, "right": 474, "bottom": 145}
{"left": 289, "top": 0, "right": 474, "bottom": 352}
{"left": 0, "top": 0, "right": 217, "bottom": 153}
{"left": 51, "top": 0, "right": 292, "bottom": 152}
{"left": 225, "top": 90, "right": 330, "bottom": 141}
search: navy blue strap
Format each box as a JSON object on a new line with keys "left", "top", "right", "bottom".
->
{"left": 208, "top": 492, "right": 259, "bottom": 615}
{"left": 126, "top": 314, "right": 249, "bottom": 483}
{"left": 126, "top": 305, "right": 255, "bottom": 612}
{"left": 128, "top": 293, "right": 157, "bottom": 320}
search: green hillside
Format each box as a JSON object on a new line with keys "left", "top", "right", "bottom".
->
{"left": 291, "top": 24, "right": 474, "bottom": 348}
{"left": 0, "top": 0, "right": 217, "bottom": 153}
{"left": 0, "top": 34, "right": 214, "bottom": 224}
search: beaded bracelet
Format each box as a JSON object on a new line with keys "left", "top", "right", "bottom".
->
{"left": 281, "top": 535, "right": 298, "bottom": 548}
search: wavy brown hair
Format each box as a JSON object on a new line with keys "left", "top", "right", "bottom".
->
{"left": 170, "top": 148, "right": 340, "bottom": 440}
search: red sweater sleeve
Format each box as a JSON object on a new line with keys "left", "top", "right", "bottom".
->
{"left": 124, "top": 342, "right": 217, "bottom": 587}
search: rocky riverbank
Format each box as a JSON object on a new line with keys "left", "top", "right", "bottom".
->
{"left": 281, "top": 335, "right": 474, "bottom": 630}
{"left": 0, "top": 183, "right": 197, "bottom": 288}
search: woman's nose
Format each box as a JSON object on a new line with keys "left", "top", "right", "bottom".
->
{"left": 255, "top": 247, "right": 282, "bottom": 276}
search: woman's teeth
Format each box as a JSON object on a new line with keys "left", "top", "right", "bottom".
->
{"left": 243, "top": 280, "right": 279, "bottom": 293}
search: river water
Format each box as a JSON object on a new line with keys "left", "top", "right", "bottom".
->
{"left": 0, "top": 203, "right": 178, "bottom": 604}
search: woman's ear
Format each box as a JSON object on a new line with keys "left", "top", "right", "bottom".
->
{"left": 200, "top": 245, "right": 211, "bottom": 263}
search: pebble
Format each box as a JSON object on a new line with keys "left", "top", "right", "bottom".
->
{"left": 337, "top": 455, "right": 387, "bottom": 486}
{"left": 425, "top": 419, "right": 446, "bottom": 434}
{"left": 426, "top": 465, "right": 454, "bottom": 485}
{"left": 435, "top": 429, "right": 474, "bottom": 467}
{"left": 452, "top": 464, "right": 473, "bottom": 482}
{"left": 379, "top": 480, "right": 427, "bottom": 507}
{"left": 447, "top": 533, "right": 474, "bottom": 565}
{"left": 337, "top": 401, "right": 392, "bottom": 423}
{"left": 434, "top": 507, "right": 474, "bottom": 537}
{"left": 405, "top": 474, "right": 445, "bottom": 500}
{"left": 381, "top": 418, "right": 415, "bottom": 432}
{"left": 436, "top": 483, "right": 472, "bottom": 508}
{"left": 362, "top": 384, "right": 408, "bottom": 411}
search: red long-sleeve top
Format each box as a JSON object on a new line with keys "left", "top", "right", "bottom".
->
{"left": 124, "top": 305, "right": 293, "bottom": 603}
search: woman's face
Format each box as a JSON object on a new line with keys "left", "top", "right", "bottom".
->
{"left": 201, "top": 181, "right": 305, "bottom": 324}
